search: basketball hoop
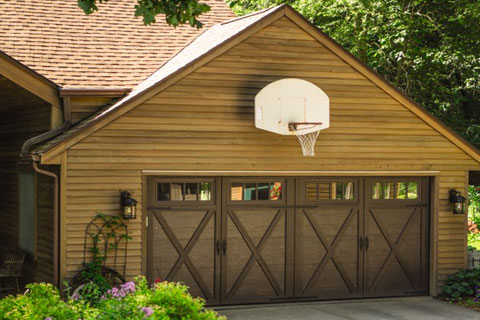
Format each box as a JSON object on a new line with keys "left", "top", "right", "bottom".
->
{"left": 254, "top": 78, "right": 330, "bottom": 157}
{"left": 289, "top": 122, "right": 322, "bottom": 157}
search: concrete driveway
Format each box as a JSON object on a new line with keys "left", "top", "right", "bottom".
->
{"left": 216, "top": 297, "right": 480, "bottom": 320}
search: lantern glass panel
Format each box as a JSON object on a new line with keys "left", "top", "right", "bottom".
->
{"left": 454, "top": 202, "right": 464, "bottom": 214}
{"left": 124, "top": 205, "right": 135, "bottom": 219}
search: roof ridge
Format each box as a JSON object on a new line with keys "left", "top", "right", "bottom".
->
{"left": 130, "top": 26, "right": 214, "bottom": 92}
{"left": 130, "top": 5, "right": 285, "bottom": 91}
{"left": 220, "top": 5, "right": 283, "bottom": 25}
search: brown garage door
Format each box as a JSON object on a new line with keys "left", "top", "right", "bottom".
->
{"left": 147, "top": 176, "right": 429, "bottom": 305}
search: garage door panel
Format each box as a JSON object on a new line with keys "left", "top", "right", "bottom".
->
{"left": 223, "top": 208, "right": 287, "bottom": 303}
{"left": 298, "top": 212, "right": 326, "bottom": 291}
{"left": 369, "top": 259, "right": 414, "bottom": 296}
{"left": 148, "top": 208, "right": 217, "bottom": 302}
{"left": 150, "top": 211, "right": 180, "bottom": 280}
{"left": 307, "top": 259, "right": 354, "bottom": 298}
{"left": 365, "top": 204, "right": 428, "bottom": 297}
{"left": 396, "top": 210, "right": 424, "bottom": 286}
{"left": 188, "top": 214, "right": 216, "bottom": 298}
{"left": 295, "top": 206, "right": 362, "bottom": 299}
{"left": 174, "top": 264, "right": 206, "bottom": 299}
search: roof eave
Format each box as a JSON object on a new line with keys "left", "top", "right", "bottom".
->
{"left": 0, "top": 50, "right": 60, "bottom": 106}
{"left": 60, "top": 88, "right": 132, "bottom": 98}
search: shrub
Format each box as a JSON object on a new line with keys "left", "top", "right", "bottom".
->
{"left": 70, "top": 260, "right": 113, "bottom": 306}
{"left": 442, "top": 268, "right": 480, "bottom": 299}
{"left": 0, "top": 278, "right": 225, "bottom": 320}
{"left": 0, "top": 283, "right": 78, "bottom": 320}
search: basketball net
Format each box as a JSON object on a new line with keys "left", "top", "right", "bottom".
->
{"left": 289, "top": 123, "right": 322, "bottom": 157}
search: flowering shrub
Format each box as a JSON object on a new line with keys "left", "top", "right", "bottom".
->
{"left": 468, "top": 220, "right": 479, "bottom": 234}
{"left": 468, "top": 186, "right": 480, "bottom": 251}
{"left": 0, "top": 278, "right": 225, "bottom": 320}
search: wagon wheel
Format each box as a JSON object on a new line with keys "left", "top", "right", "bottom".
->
{"left": 70, "top": 266, "right": 126, "bottom": 297}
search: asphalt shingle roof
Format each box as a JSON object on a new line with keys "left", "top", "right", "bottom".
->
{"left": 0, "top": 0, "right": 235, "bottom": 89}
{"left": 33, "top": 6, "right": 281, "bottom": 155}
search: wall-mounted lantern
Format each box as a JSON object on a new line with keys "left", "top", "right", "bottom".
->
{"left": 121, "top": 191, "right": 137, "bottom": 220}
{"left": 449, "top": 189, "right": 466, "bottom": 215}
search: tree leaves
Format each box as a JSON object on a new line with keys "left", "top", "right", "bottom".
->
{"left": 228, "top": 0, "right": 480, "bottom": 148}
{"left": 77, "top": 0, "right": 211, "bottom": 27}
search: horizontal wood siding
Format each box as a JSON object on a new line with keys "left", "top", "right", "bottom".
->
{"left": 63, "top": 17, "right": 479, "bottom": 290}
{"left": 0, "top": 75, "right": 55, "bottom": 283}
{"left": 0, "top": 77, "right": 51, "bottom": 247}
{"left": 70, "top": 97, "right": 113, "bottom": 125}
{"left": 35, "top": 166, "right": 58, "bottom": 283}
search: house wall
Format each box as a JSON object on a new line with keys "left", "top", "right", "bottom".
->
{"left": 0, "top": 76, "right": 55, "bottom": 283}
{"left": 70, "top": 97, "right": 114, "bottom": 125}
{"left": 35, "top": 166, "right": 58, "bottom": 282}
{"left": 61, "top": 17, "right": 480, "bottom": 290}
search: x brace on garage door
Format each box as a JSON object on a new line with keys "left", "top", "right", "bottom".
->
{"left": 146, "top": 177, "right": 429, "bottom": 305}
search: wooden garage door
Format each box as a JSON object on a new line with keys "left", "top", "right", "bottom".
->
{"left": 146, "top": 178, "right": 221, "bottom": 304}
{"left": 147, "top": 176, "right": 429, "bottom": 305}
{"left": 295, "top": 177, "right": 429, "bottom": 299}
{"left": 295, "top": 178, "right": 363, "bottom": 300}
{"left": 364, "top": 177, "right": 429, "bottom": 297}
{"left": 221, "top": 178, "right": 293, "bottom": 304}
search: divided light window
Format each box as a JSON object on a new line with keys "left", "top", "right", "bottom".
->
{"left": 306, "top": 181, "right": 355, "bottom": 201}
{"left": 157, "top": 182, "right": 212, "bottom": 202}
{"left": 230, "top": 182, "right": 282, "bottom": 201}
{"left": 372, "top": 181, "right": 418, "bottom": 200}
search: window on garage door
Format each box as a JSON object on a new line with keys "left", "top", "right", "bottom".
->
{"left": 370, "top": 179, "right": 421, "bottom": 202}
{"left": 303, "top": 178, "right": 359, "bottom": 204}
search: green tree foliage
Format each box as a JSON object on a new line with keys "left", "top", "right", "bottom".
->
{"left": 228, "top": 0, "right": 480, "bottom": 147}
{"left": 77, "top": 0, "right": 210, "bottom": 27}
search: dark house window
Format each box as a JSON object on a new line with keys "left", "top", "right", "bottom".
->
{"left": 18, "top": 171, "right": 36, "bottom": 256}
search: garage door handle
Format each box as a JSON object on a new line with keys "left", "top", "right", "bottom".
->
{"left": 359, "top": 236, "right": 364, "bottom": 250}
{"left": 223, "top": 240, "right": 227, "bottom": 255}
{"left": 365, "top": 236, "right": 369, "bottom": 251}
{"left": 216, "top": 240, "right": 221, "bottom": 256}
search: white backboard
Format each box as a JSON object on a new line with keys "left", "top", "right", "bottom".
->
{"left": 255, "top": 78, "right": 330, "bottom": 135}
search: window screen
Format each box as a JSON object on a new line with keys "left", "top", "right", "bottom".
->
{"left": 19, "top": 171, "right": 36, "bottom": 256}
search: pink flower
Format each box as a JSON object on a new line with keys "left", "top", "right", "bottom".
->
{"left": 141, "top": 307, "right": 154, "bottom": 317}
